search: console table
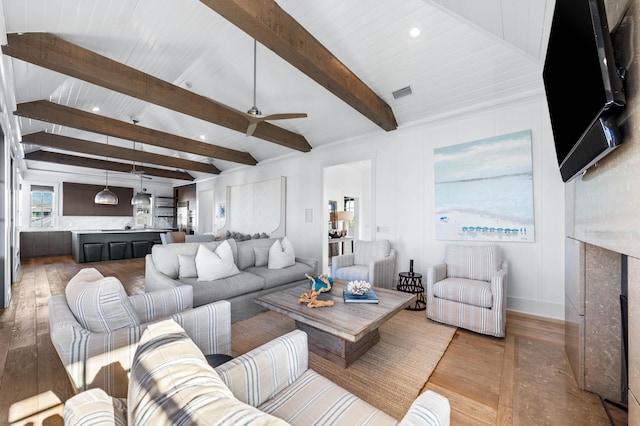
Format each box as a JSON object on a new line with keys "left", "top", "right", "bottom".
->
{"left": 328, "top": 236, "right": 354, "bottom": 257}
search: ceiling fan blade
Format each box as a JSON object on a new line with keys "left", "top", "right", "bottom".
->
{"left": 242, "top": 41, "right": 308, "bottom": 137}
{"left": 246, "top": 121, "right": 258, "bottom": 137}
{"left": 261, "top": 113, "right": 308, "bottom": 120}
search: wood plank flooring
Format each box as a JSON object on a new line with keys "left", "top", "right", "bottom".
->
{"left": 0, "top": 256, "right": 627, "bottom": 425}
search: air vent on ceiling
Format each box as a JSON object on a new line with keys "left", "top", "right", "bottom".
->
{"left": 392, "top": 86, "right": 413, "bottom": 100}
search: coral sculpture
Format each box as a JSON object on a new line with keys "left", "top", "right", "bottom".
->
{"left": 299, "top": 274, "right": 335, "bottom": 308}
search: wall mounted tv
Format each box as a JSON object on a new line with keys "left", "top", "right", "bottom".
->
{"left": 543, "top": 0, "right": 626, "bottom": 183}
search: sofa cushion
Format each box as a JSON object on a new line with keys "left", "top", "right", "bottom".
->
{"left": 178, "top": 254, "right": 198, "bottom": 279}
{"left": 128, "top": 319, "right": 286, "bottom": 425}
{"left": 247, "top": 261, "right": 315, "bottom": 290}
{"left": 354, "top": 240, "right": 390, "bottom": 266}
{"left": 152, "top": 240, "right": 238, "bottom": 279}
{"left": 445, "top": 244, "right": 502, "bottom": 282}
{"left": 254, "top": 247, "right": 269, "bottom": 267}
{"left": 433, "top": 277, "right": 493, "bottom": 308}
{"left": 268, "top": 237, "right": 295, "bottom": 269}
{"left": 259, "top": 369, "right": 397, "bottom": 425}
{"left": 196, "top": 241, "right": 240, "bottom": 281}
{"left": 236, "top": 238, "right": 277, "bottom": 270}
{"left": 332, "top": 264, "right": 370, "bottom": 283}
{"left": 183, "top": 271, "right": 267, "bottom": 305}
{"left": 65, "top": 269, "right": 140, "bottom": 333}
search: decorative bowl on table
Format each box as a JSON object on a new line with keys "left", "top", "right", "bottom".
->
{"left": 346, "top": 280, "right": 371, "bottom": 297}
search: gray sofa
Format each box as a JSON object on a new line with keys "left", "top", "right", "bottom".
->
{"left": 145, "top": 238, "right": 317, "bottom": 322}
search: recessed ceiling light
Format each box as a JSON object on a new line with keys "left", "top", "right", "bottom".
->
{"left": 199, "top": 134, "right": 206, "bottom": 140}
{"left": 409, "top": 27, "right": 421, "bottom": 38}
{"left": 92, "top": 106, "right": 100, "bottom": 112}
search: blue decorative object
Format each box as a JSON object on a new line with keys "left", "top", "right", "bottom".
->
{"left": 309, "top": 276, "right": 333, "bottom": 293}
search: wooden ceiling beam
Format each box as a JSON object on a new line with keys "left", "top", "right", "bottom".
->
{"left": 15, "top": 100, "right": 255, "bottom": 166}
{"left": 199, "top": 0, "right": 398, "bottom": 132}
{"left": 24, "top": 150, "right": 195, "bottom": 181}
{"left": 21, "top": 131, "right": 219, "bottom": 175}
{"left": 2, "top": 32, "right": 311, "bottom": 152}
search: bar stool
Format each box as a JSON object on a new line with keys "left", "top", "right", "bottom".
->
{"left": 108, "top": 241, "right": 128, "bottom": 260}
{"left": 83, "top": 243, "right": 104, "bottom": 262}
{"left": 131, "top": 240, "right": 148, "bottom": 258}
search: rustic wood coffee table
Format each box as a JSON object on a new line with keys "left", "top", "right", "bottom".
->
{"left": 255, "top": 280, "right": 416, "bottom": 367}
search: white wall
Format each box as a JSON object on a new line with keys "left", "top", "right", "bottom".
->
{"left": 198, "top": 93, "right": 567, "bottom": 320}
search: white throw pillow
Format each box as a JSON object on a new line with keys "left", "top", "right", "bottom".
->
{"left": 195, "top": 241, "right": 240, "bottom": 281}
{"left": 65, "top": 269, "right": 140, "bottom": 333}
{"left": 268, "top": 237, "right": 295, "bottom": 269}
{"left": 178, "top": 254, "right": 197, "bottom": 279}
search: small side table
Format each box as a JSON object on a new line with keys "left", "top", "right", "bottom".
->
{"left": 205, "top": 353, "right": 234, "bottom": 368}
{"left": 397, "top": 272, "right": 426, "bottom": 311}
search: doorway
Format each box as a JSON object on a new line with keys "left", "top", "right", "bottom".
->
{"left": 322, "top": 160, "right": 373, "bottom": 275}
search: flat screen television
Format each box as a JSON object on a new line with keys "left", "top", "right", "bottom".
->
{"left": 543, "top": 0, "right": 626, "bottom": 182}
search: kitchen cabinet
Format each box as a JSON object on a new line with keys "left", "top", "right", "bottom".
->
{"left": 20, "top": 231, "right": 72, "bottom": 259}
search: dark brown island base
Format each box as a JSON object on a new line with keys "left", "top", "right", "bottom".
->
{"left": 71, "top": 229, "right": 170, "bottom": 263}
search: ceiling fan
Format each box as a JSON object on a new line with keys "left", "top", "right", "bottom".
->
{"left": 129, "top": 162, "right": 152, "bottom": 180}
{"left": 241, "top": 39, "right": 307, "bottom": 137}
{"left": 129, "top": 119, "right": 151, "bottom": 180}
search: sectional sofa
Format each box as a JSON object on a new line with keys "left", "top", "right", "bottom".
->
{"left": 145, "top": 237, "right": 318, "bottom": 322}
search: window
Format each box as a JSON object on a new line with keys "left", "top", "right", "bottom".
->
{"left": 31, "top": 185, "right": 54, "bottom": 227}
{"left": 344, "top": 197, "right": 355, "bottom": 212}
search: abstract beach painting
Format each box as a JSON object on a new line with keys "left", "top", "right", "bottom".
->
{"left": 434, "top": 130, "right": 535, "bottom": 242}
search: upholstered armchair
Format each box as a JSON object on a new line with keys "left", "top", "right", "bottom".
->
{"left": 64, "top": 321, "right": 451, "bottom": 425}
{"left": 48, "top": 267, "right": 231, "bottom": 398}
{"left": 331, "top": 239, "right": 396, "bottom": 288}
{"left": 426, "top": 244, "right": 508, "bottom": 337}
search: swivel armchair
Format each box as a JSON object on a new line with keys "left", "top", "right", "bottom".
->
{"left": 426, "top": 244, "right": 508, "bottom": 337}
{"left": 331, "top": 239, "right": 396, "bottom": 288}
{"left": 49, "top": 267, "right": 231, "bottom": 397}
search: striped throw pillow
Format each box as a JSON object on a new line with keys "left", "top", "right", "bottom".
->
{"left": 128, "top": 319, "right": 287, "bottom": 425}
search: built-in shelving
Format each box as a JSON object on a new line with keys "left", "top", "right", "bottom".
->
{"left": 154, "top": 196, "right": 175, "bottom": 228}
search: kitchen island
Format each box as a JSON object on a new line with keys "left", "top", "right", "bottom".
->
{"left": 71, "top": 229, "right": 170, "bottom": 263}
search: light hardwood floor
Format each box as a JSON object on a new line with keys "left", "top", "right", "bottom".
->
{"left": 0, "top": 256, "right": 627, "bottom": 425}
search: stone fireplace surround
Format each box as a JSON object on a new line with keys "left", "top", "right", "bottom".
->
{"left": 564, "top": 238, "right": 626, "bottom": 402}
{"left": 562, "top": 0, "right": 640, "bottom": 420}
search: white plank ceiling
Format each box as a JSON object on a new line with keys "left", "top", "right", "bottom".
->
{"left": 0, "top": 0, "right": 554, "bottom": 183}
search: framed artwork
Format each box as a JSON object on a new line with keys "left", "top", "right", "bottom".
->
{"left": 217, "top": 202, "right": 226, "bottom": 219}
{"left": 434, "top": 130, "right": 535, "bottom": 242}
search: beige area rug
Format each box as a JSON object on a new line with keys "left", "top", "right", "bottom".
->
{"left": 231, "top": 308, "right": 457, "bottom": 420}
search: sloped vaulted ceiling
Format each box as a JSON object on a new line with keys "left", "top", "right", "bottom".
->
{"left": 0, "top": 0, "right": 551, "bottom": 183}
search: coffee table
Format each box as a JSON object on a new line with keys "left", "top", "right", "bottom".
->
{"left": 255, "top": 280, "right": 416, "bottom": 367}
